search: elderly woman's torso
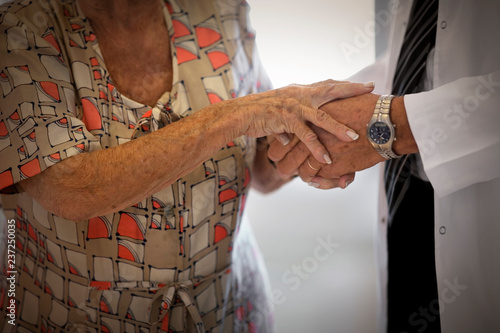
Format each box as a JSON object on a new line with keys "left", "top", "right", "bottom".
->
{"left": 0, "top": 0, "right": 274, "bottom": 331}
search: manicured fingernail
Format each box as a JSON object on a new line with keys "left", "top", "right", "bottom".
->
{"left": 279, "top": 133, "right": 290, "bottom": 146}
{"left": 323, "top": 153, "right": 332, "bottom": 164}
{"left": 308, "top": 182, "right": 320, "bottom": 188}
{"left": 347, "top": 130, "right": 359, "bottom": 141}
{"left": 363, "top": 81, "right": 375, "bottom": 88}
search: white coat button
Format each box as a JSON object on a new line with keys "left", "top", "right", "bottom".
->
{"left": 439, "top": 226, "right": 446, "bottom": 235}
{"left": 441, "top": 21, "right": 447, "bottom": 29}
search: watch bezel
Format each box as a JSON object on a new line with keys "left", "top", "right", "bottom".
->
{"left": 368, "top": 121, "right": 394, "bottom": 145}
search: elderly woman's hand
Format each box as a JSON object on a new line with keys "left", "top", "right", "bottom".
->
{"left": 267, "top": 92, "right": 392, "bottom": 190}
{"left": 236, "top": 80, "right": 374, "bottom": 165}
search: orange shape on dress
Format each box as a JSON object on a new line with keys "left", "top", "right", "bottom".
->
{"left": 20, "top": 158, "right": 42, "bottom": 178}
{"left": 214, "top": 225, "right": 228, "bottom": 244}
{"left": 207, "top": 51, "right": 230, "bottom": 70}
{"left": 81, "top": 98, "right": 103, "bottom": 131}
{"left": 88, "top": 217, "right": 110, "bottom": 239}
{"left": 176, "top": 46, "right": 198, "bottom": 64}
{"left": 117, "top": 213, "right": 144, "bottom": 240}
{"left": 173, "top": 20, "right": 191, "bottom": 39}
{"left": 196, "top": 27, "right": 221, "bottom": 48}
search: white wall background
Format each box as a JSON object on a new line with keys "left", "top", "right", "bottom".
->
{"left": 246, "top": 1, "right": 380, "bottom": 332}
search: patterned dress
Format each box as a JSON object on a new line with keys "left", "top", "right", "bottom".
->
{"left": 0, "top": 0, "right": 275, "bottom": 332}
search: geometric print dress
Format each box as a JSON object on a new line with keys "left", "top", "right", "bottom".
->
{"left": 0, "top": 0, "right": 275, "bottom": 331}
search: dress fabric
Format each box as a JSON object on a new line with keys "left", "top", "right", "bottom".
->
{"left": 0, "top": 0, "right": 274, "bottom": 332}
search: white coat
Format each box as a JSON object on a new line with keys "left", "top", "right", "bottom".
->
{"left": 350, "top": 0, "right": 500, "bottom": 332}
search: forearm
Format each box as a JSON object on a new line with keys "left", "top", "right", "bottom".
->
{"left": 17, "top": 82, "right": 372, "bottom": 220}
{"left": 20, "top": 100, "right": 247, "bottom": 221}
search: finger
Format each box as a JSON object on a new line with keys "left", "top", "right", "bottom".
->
{"left": 310, "top": 81, "right": 375, "bottom": 109}
{"left": 268, "top": 135, "right": 300, "bottom": 162}
{"left": 301, "top": 105, "right": 359, "bottom": 143}
{"left": 290, "top": 79, "right": 350, "bottom": 89}
{"left": 319, "top": 81, "right": 375, "bottom": 107}
{"left": 297, "top": 156, "right": 321, "bottom": 183}
{"left": 307, "top": 172, "right": 355, "bottom": 190}
{"left": 338, "top": 173, "right": 356, "bottom": 189}
{"left": 290, "top": 119, "right": 333, "bottom": 165}
{"left": 275, "top": 141, "right": 309, "bottom": 178}
{"left": 307, "top": 177, "right": 343, "bottom": 190}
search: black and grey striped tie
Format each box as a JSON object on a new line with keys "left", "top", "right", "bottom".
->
{"left": 384, "top": 0, "right": 438, "bottom": 223}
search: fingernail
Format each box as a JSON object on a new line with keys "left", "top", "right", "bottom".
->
{"left": 279, "top": 133, "right": 290, "bottom": 146}
{"left": 347, "top": 130, "right": 359, "bottom": 141}
{"left": 308, "top": 182, "right": 320, "bottom": 188}
{"left": 344, "top": 180, "right": 351, "bottom": 189}
{"left": 323, "top": 153, "right": 332, "bottom": 165}
{"left": 363, "top": 81, "right": 375, "bottom": 88}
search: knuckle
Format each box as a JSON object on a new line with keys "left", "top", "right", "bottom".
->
{"left": 330, "top": 120, "right": 345, "bottom": 133}
{"left": 301, "top": 130, "right": 318, "bottom": 144}
{"left": 315, "top": 110, "right": 330, "bottom": 123}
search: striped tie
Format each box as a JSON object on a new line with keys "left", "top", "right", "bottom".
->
{"left": 384, "top": 0, "right": 438, "bottom": 223}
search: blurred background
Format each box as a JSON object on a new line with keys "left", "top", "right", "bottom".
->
{"left": 246, "top": 0, "right": 381, "bottom": 332}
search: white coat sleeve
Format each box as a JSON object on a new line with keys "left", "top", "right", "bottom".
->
{"left": 404, "top": 69, "right": 500, "bottom": 197}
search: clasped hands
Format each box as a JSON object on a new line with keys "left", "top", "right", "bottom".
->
{"left": 266, "top": 83, "right": 414, "bottom": 190}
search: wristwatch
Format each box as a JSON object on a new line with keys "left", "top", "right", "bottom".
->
{"left": 366, "top": 94, "right": 402, "bottom": 160}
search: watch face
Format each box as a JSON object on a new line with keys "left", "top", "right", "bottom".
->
{"left": 369, "top": 122, "right": 391, "bottom": 144}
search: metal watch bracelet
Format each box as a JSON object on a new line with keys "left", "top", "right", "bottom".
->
{"left": 370, "top": 94, "right": 402, "bottom": 159}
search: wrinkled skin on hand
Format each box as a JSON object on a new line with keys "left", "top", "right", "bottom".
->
{"left": 244, "top": 80, "right": 374, "bottom": 165}
{"left": 268, "top": 93, "right": 386, "bottom": 189}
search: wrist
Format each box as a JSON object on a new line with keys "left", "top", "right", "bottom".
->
{"left": 209, "top": 97, "right": 251, "bottom": 139}
{"left": 390, "top": 96, "right": 419, "bottom": 155}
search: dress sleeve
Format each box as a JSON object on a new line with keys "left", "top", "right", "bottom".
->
{"left": 0, "top": 5, "right": 101, "bottom": 193}
{"left": 404, "top": 69, "right": 500, "bottom": 197}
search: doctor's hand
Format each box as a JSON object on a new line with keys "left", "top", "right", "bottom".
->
{"left": 268, "top": 93, "right": 419, "bottom": 189}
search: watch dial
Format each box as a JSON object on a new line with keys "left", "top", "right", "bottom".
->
{"left": 369, "top": 122, "right": 391, "bottom": 144}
